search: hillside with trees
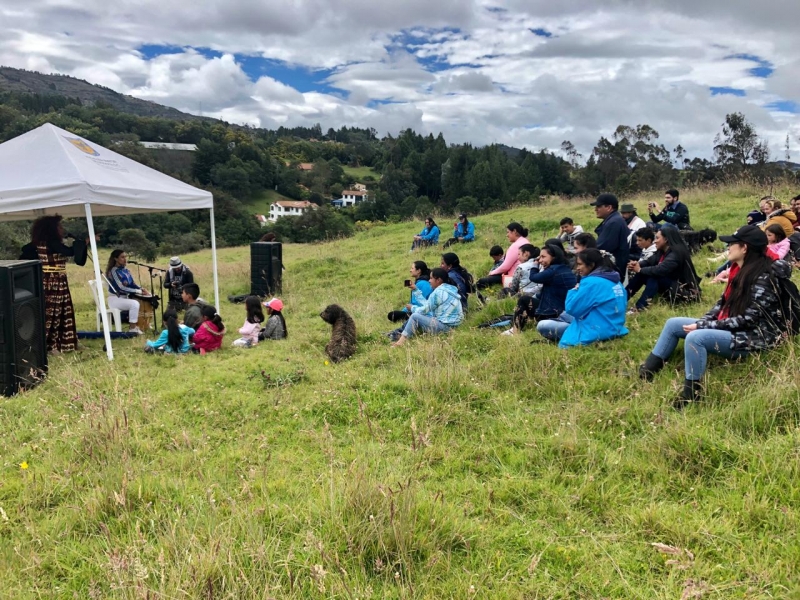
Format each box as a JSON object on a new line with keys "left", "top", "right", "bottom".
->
{"left": 0, "top": 68, "right": 798, "bottom": 259}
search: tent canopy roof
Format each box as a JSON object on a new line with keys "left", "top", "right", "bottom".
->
{"left": 0, "top": 123, "right": 212, "bottom": 221}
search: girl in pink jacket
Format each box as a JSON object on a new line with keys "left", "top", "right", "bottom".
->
{"left": 232, "top": 296, "right": 263, "bottom": 348}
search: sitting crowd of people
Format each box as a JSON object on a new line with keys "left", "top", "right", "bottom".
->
{"left": 391, "top": 188, "right": 798, "bottom": 408}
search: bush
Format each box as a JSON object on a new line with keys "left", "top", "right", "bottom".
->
{"left": 118, "top": 228, "right": 157, "bottom": 262}
{"left": 266, "top": 205, "right": 354, "bottom": 243}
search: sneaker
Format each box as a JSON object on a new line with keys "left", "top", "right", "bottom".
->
{"left": 501, "top": 328, "right": 514, "bottom": 336}
{"left": 128, "top": 326, "right": 144, "bottom": 335}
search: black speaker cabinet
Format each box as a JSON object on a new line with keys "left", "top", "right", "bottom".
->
{"left": 250, "top": 242, "right": 282, "bottom": 297}
{"left": 0, "top": 260, "right": 48, "bottom": 396}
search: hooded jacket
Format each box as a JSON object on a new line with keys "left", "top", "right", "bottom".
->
{"left": 695, "top": 259, "right": 792, "bottom": 352}
{"left": 529, "top": 263, "right": 577, "bottom": 317}
{"left": 558, "top": 269, "right": 629, "bottom": 348}
{"left": 193, "top": 320, "right": 226, "bottom": 352}
{"left": 411, "top": 282, "right": 464, "bottom": 327}
{"left": 508, "top": 258, "right": 541, "bottom": 295}
{"left": 764, "top": 208, "right": 797, "bottom": 239}
{"left": 595, "top": 211, "right": 630, "bottom": 277}
{"left": 418, "top": 225, "right": 440, "bottom": 243}
{"left": 409, "top": 275, "right": 433, "bottom": 307}
{"left": 453, "top": 221, "right": 476, "bottom": 241}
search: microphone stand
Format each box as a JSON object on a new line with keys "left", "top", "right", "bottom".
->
{"left": 143, "top": 265, "right": 165, "bottom": 331}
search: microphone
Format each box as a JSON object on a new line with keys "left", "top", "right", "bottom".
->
{"left": 128, "top": 261, "right": 167, "bottom": 273}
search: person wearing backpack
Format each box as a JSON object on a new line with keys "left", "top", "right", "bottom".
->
{"left": 638, "top": 225, "right": 795, "bottom": 409}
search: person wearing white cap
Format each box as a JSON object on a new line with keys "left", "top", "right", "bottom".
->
{"left": 163, "top": 256, "right": 194, "bottom": 310}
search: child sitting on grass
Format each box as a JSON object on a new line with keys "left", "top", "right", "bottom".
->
{"left": 144, "top": 309, "right": 194, "bottom": 354}
{"left": 192, "top": 305, "right": 226, "bottom": 353}
{"left": 259, "top": 298, "right": 288, "bottom": 341}
{"left": 232, "top": 296, "right": 263, "bottom": 348}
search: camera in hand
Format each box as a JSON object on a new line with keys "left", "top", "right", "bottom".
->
{"left": 404, "top": 279, "right": 411, "bottom": 287}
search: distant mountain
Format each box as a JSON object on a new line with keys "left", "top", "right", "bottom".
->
{"left": 0, "top": 66, "right": 214, "bottom": 121}
{"left": 771, "top": 160, "right": 800, "bottom": 172}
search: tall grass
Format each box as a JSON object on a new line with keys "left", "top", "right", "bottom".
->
{"left": 1, "top": 183, "right": 799, "bottom": 598}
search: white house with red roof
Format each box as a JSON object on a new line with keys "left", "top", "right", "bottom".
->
{"left": 269, "top": 200, "right": 317, "bottom": 221}
{"left": 332, "top": 189, "right": 369, "bottom": 208}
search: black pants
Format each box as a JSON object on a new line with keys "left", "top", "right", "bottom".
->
{"left": 442, "top": 238, "right": 474, "bottom": 249}
{"left": 626, "top": 273, "right": 674, "bottom": 310}
{"left": 476, "top": 274, "right": 503, "bottom": 290}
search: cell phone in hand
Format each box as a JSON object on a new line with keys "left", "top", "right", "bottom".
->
{"left": 404, "top": 279, "right": 411, "bottom": 287}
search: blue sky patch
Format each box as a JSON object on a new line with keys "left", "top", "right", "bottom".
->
{"left": 766, "top": 100, "right": 800, "bottom": 114}
{"left": 710, "top": 86, "right": 746, "bottom": 97}
{"left": 723, "top": 53, "right": 774, "bottom": 78}
{"left": 530, "top": 28, "right": 553, "bottom": 38}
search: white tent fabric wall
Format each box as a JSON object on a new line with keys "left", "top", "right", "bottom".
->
{"left": 0, "top": 123, "right": 219, "bottom": 360}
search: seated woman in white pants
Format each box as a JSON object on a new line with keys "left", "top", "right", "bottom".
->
{"left": 105, "top": 249, "right": 153, "bottom": 335}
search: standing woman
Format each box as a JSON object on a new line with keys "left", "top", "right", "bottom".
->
{"left": 30, "top": 215, "right": 88, "bottom": 353}
{"left": 106, "top": 249, "right": 153, "bottom": 335}
{"left": 639, "top": 225, "right": 793, "bottom": 409}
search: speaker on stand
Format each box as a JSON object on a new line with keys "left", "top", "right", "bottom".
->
{"left": 250, "top": 242, "right": 282, "bottom": 297}
{"left": 0, "top": 260, "right": 48, "bottom": 396}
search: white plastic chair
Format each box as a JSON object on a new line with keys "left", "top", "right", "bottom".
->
{"left": 87, "top": 279, "right": 123, "bottom": 332}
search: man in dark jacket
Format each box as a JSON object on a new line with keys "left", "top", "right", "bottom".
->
{"left": 647, "top": 189, "right": 690, "bottom": 230}
{"left": 592, "top": 193, "right": 629, "bottom": 277}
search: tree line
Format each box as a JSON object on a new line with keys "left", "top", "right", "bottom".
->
{"left": 0, "top": 88, "right": 797, "bottom": 258}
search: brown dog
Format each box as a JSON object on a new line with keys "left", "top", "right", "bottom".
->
{"left": 320, "top": 304, "right": 357, "bottom": 363}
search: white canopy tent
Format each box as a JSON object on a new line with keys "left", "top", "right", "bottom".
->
{"left": 0, "top": 123, "right": 218, "bottom": 361}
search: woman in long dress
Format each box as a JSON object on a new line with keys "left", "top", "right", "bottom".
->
{"left": 30, "top": 215, "right": 87, "bottom": 353}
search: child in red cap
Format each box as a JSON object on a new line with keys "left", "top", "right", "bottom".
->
{"left": 259, "top": 298, "right": 288, "bottom": 341}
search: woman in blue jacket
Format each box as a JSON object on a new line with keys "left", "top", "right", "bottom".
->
{"left": 411, "top": 217, "right": 440, "bottom": 250}
{"left": 505, "top": 243, "right": 576, "bottom": 334}
{"left": 537, "top": 249, "right": 629, "bottom": 347}
{"left": 443, "top": 214, "right": 476, "bottom": 248}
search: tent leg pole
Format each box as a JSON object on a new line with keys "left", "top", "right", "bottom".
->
{"left": 85, "top": 203, "right": 114, "bottom": 361}
{"left": 210, "top": 206, "right": 220, "bottom": 309}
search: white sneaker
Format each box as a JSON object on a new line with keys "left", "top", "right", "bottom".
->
{"left": 128, "top": 326, "right": 144, "bottom": 335}
{"left": 501, "top": 328, "right": 514, "bottom": 336}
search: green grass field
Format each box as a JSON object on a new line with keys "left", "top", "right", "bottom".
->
{"left": 2, "top": 184, "right": 800, "bottom": 598}
{"left": 343, "top": 165, "right": 381, "bottom": 181}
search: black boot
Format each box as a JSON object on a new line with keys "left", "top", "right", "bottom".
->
{"left": 673, "top": 379, "right": 703, "bottom": 410}
{"left": 638, "top": 353, "right": 666, "bottom": 381}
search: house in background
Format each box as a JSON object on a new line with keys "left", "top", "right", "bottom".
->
{"left": 352, "top": 183, "right": 368, "bottom": 192}
{"left": 256, "top": 214, "right": 269, "bottom": 227}
{"left": 331, "top": 189, "right": 368, "bottom": 208}
{"left": 297, "top": 163, "right": 315, "bottom": 171}
{"left": 269, "top": 200, "right": 317, "bottom": 221}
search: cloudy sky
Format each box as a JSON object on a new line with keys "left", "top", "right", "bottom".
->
{"left": 2, "top": 0, "right": 799, "bottom": 160}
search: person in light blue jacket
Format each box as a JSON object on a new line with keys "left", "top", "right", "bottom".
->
{"left": 443, "top": 214, "right": 476, "bottom": 248}
{"left": 391, "top": 268, "right": 463, "bottom": 346}
{"left": 411, "top": 217, "right": 440, "bottom": 250}
{"left": 144, "top": 309, "right": 195, "bottom": 354}
{"left": 537, "top": 249, "right": 629, "bottom": 348}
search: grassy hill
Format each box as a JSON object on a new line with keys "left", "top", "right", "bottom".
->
{"left": 343, "top": 165, "right": 381, "bottom": 180}
{"left": 2, "top": 184, "right": 800, "bottom": 598}
{"left": 244, "top": 189, "right": 299, "bottom": 216}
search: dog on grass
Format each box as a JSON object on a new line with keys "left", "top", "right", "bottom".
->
{"left": 320, "top": 304, "right": 357, "bottom": 363}
{"left": 680, "top": 228, "right": 717, "bottom": 255}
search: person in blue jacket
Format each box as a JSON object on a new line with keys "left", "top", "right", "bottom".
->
{"left": 144, "top": 309, "right": 195, "bottom": 354}
{"left": 386, "top": 261, "right": 433, "bottom": 340}
{"left": 411, "top": 217, "right": 440, "bottom": 250}
{"left": 504, "top": 242, "right": 577, "bottom": 335}
{"left": 443, "top": 214, "right": 476, "bottom": 248}
{"left": 592, "top": 193, "right": 630, "bottom": 278}
{"left": 537, "top": 249, "right": 629, "bottom": 347}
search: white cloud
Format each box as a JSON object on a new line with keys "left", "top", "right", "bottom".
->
{"left": 0, "top": 0, "right": 798, "bottom": 160}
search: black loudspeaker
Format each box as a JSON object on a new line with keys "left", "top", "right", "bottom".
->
{"left": 250, "top": 242, "right": 283, "bottom": 297}
{"left": 0, "top": 260, "right": 48, "bottom": 396}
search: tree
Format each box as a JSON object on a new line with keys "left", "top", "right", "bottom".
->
{"left": 713, "top": 112, "right": 769, "bottom": 173}
{"left": 118, "top": 228, "right": 157, "bottom": 262}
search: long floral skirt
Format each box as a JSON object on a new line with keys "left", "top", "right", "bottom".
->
{"left": 42, "top": 272, "right": 77, "bottom": 352}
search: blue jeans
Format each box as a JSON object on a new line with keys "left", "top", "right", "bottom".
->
{"left": 401, "top": 313, "right": 452, "bottom": 339}
{"left": 652, "top": 317, "right": 749, "bottom": 380}
{"left": 537, "top": 312, "right": 574, "bottom": 342}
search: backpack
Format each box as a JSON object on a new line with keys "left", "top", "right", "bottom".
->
{"left": 776, "top": 276, "right": 800, "bottom": 335}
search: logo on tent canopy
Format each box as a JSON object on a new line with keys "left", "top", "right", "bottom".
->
{"left": 63, "top": 137, "right": 100, "bottom": 156}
